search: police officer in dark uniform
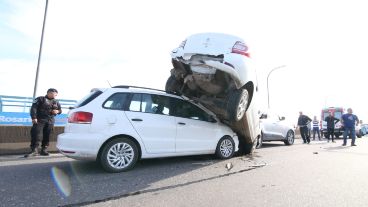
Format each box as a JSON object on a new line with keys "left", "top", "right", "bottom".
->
{"left": 297, "top": 111, "right": 312, "bottom": 144}
{"left": 25, "top": 88, "right": 62, "bottom": 157}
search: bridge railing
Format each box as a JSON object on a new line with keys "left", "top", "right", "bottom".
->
{"left": 0, "top": 95, "right": 77, "bottom": 113}
{"left": 0, "top": 95, "right": 77, "bottom": 126}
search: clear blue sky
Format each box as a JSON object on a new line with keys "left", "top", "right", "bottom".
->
{"left": 1, "top": 0, "right": 367, "bottom": 122}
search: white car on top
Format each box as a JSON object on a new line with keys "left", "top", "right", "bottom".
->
{"left": 57, "top": 86, "right": 239, "bottom": 172}
{"left": 166, "top": 33, "right": 261, "bottom": 154}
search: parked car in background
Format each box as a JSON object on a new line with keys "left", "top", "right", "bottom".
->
{"left": 356, "top": 124, "right": 363, "bottom": 138}
{"left": 256, "top": 111, "right": 295, "bottom": 148}
{"left": 321, "top": 107, "right": 344, "bottom": 138}
{"left": 361, "top": 124, "right": 368, "bottom": 136}
{"left": 167, "top": 33, "right": 261, "bottom": 154}
{"left": 57, "top": 86, "right": 239, "bottom": 172}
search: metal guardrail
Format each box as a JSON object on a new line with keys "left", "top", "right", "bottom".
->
{"left": 0, "top": 95, "right": 77, "bottom": 113}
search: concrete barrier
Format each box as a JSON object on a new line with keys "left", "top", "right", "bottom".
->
{"left": 0, "top": 126, "right": 64, "bottom": 155}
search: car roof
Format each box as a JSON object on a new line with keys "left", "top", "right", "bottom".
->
{"left": 98, "top": 85, "right": 184, "bottom": 99}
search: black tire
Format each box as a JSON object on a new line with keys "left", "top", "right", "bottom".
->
{"left": 227, "top": 89, "right": 249, "bottom": 122}
{"left": 284, "top": 130, "right": 295, "bottom": 145}
{"left": 99, "top": 138, "right": 139, "bottom": 173}
{"left": 165, "top": 75, "right": 183, "bottom": 94}
{"left": 242, "top": 141, "right": 257, "bottom": 155}
{"left": 215, "top": 136, "right": 235, "bottom": 159}
{"left": 334, "top": 133, "right": 340, "bottom": 138}
{"left": 256, "top": 133, "right": 263, "bottom": 149}
{"left": 230, "top": 116, "right": 257, "bottom": 155}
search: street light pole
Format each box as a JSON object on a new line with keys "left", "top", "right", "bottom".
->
{"left": 32, "top": 0, "right": 49, "bottom": 99}
{"left": 267, "top": 65, "right": 286, "bottom": 109}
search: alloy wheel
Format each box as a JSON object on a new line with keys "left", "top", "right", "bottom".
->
{"left": 107, "top": 143, "right": 135, "bottom": 169}
{"left": 236, "top": 90, "right": 249, "bottom": 120}
{"left": 220, "top": 139, "right": 234, "bottom": 158}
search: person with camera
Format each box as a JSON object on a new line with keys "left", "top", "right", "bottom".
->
{"left": 25, "top": 88, "right": 62, "bottom": 157}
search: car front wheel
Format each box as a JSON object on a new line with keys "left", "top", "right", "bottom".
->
{"left": 284, "top": 130, "right": 295, "bottom": 145}
{"left": 100, "top": 138, "right": 139, "bottom": 173}
{"left": 216, "top": 136, "right": 235, "bottom": 159}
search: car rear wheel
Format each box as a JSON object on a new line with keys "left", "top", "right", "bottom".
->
{"left": 227, "top": 89, "right": 249, "bottom": 121}
{"left": 100, "top": 138, "right": 139, "bottom": 173}
{"left": 284, "top": 130, "right": 294, "bottom": 145}
{"left": 215, "top": 136, "right": 235, "bottom": 159}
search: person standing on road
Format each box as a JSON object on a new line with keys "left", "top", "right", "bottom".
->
{"left": 312, "top": 116, "right": 321, "bottom": 141}
{"left": 324, "top": 112, "right": 339, "bottom": 143}
{"left": 297, "top": 111, "right": 312, "bottom": 144}
{"left": 341, "top": 108, "right": 359, "bottom": 146}
{"left": 25, "top": 88, "right": 62, "bottom": 157}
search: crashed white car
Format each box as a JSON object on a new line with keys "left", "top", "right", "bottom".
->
{"left": 166, "top": 33, "right": 261, "bottom": 154}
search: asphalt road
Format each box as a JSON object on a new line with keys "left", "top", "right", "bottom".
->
{"left": 1, "top": 136, "right": 368, "bottom": 207}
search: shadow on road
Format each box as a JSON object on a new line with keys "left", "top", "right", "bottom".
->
{"left": 0, "top": 154, "right": 236, "bottom": 207}
{"left": 260, "top": 142, "right": 288, "bottom": 148}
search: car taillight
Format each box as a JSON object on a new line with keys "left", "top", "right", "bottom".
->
{"left": 232, "top": 41, "right": 250, "bottom": 57}
{"left": 68, "top": 112, "right": 93, "bottom": 124}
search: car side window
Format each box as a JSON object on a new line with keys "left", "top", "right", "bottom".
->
{"left": 173, "top": 99, "right": 210, "bottom": 122}
{"left": 103, "top": 93, "right": 129, "bottom": 110}
{"left": 129, "top": 94, "right": 142, "bottom": 112}
{"left": 142, "top": 94, "right": 171, "bottom": 115}
{"left": 128, "top": 93, "right": 172, "bottom": 115}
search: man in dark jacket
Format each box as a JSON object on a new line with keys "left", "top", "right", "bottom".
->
{"left": 297, "top": 111, "right": 312, "bottom": 144}
{"left": 324, "top": 112, "right": 339, "bottom": 143}
{"left": 25, "top": 88, "right": 62, "bottom": 157}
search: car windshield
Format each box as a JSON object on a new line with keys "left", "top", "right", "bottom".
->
{"left": 322, "top": 110, "right": 342, "bottom": 120}
{"left": 334, "top": 111, "right": 342, "bottom": 119}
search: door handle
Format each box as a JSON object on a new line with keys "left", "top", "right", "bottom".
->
{"left": 132, "top": 118, "right": 143, "bottom": 122}
{"left": 178, "top": 122, "right": 186, "bottom": 125}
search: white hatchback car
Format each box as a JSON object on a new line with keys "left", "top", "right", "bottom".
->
{"left": 256, "top": 111, "right": 295, "bottom": 148}
{"left": 57, "top": 86, "right": 239, "bottom": 172}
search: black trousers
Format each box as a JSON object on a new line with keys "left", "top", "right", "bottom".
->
{"left": 300, "top": 126, "right": 310, "bottom": 143}
{"left": 326, "top": 128, "right": 335, "bottom": 141}
{"left": 30, "top": 122, "right": 54, "bottom": 149}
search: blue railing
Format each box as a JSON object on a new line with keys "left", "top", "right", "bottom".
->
{"left": 0, "top": 95, "right": 77, "bottom": 126}
{"left": 0, "top": 95, "right": 77, "bottom": 113}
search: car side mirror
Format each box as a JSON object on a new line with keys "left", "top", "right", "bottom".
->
{"left": 260, "top": 114, "right": 267, "bottom": 119}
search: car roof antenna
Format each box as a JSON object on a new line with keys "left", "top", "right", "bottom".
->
{"left": 107, "top": 80, "right": 112, "bottom": 87}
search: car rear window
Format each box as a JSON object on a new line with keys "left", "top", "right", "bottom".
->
{"left": 74, "top": 89, "right": 103, "bottom": 108}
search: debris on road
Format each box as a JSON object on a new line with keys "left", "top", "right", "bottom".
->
{"left": 226, "top": 162, "right": 233, "bottom": 171}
